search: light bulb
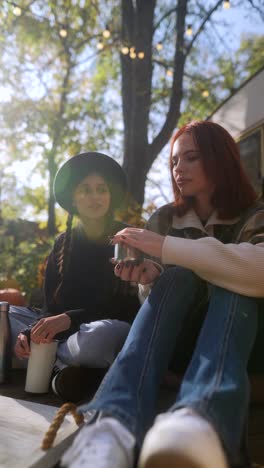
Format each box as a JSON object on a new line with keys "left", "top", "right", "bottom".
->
{"left": 186, "top": 24, "right": 193, "bottom": 36}
{"left": 102, "top": 29, "right": 111, "bottom": 38}
{"left": 121, "top": 46, "right": 129, "bottom": 55}
{"left": 97, "top": 41, "right": 104, "bottom": 50}
{"left": 223, "top": 0, "right": 230, "bottom": 8}
{"left": 138, "top": 52, "right": 145, "bottom": 59}
{"left": 156, "top": 42, "right": 163, "bottom": 51}
{"left": 166, "top": 69, "right": 173, "bottom": 77}
{"left": 202, "top": 90, "right": 209, "bottom": 97}
{"left": 59, "top": 28, "right": 67, "bottom": 38}
{"left": 13, "top": 6, "right": 22, "bottom": 16}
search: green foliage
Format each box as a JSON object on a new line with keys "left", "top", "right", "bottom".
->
{"left": 22, "top": 186, "right": 47, "bottom": 215}
{"left": 178, "top": 33, "right": 264, "bottom": 127}
{"left": 0, "top": 0, "right": 118, "bottom": 232}
{"left": 0, "top": 227, "right": 53, "bottom": 298}
{"left": 0, "top": 0, "right": 263, "bottom": 224}
{"left": 116, "top": 197, "right": 158, "bottom": 228}
{"left": 235, "top": 34, "right": 264, "bottom": 76}
{"left": 13, "top": 237, "right": 53, "bottom": 297}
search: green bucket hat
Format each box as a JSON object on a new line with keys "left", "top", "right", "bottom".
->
{"left": 54, "top": 152, "right": 127, "bottom": 214}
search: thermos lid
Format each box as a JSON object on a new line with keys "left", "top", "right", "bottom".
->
{"left": 0, "top": 302, "right": 9, "bottom": 312}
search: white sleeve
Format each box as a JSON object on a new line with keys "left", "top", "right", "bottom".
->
{"left": 162, "top": 236, "right": 264, "bottom": 297}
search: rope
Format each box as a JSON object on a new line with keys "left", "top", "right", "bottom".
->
{"left": 41, "top": 402, "right": 84, "bottom": 450}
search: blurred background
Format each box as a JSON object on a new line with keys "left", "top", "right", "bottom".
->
{"left": 0, "top": 0, "right": 263, "bottom": 300}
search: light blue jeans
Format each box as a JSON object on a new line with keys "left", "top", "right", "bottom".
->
{"left": 78, "top": 266, "right": 258, "bottom": 466}
{"left": 9, "top": 306, "right": 130, "bottom": 368}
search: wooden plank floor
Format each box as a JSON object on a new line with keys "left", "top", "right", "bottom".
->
{"left": 1, "top": 370, "right": 264, "bottom": 467}
{"left": 0, "top": 370, "right": 61, "bottom": 407}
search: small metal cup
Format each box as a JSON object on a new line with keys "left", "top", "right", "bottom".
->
{"left": 114, "top": 243, "right": 143, "bottom": 265}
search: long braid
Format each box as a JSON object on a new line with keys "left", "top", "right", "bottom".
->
{"left": 54, "top": 213, "right": 73, "bottom": 304}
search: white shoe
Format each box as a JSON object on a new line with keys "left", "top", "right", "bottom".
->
{"left": 61, "top": 417, "right": 136, "bottom": 468}
{"left": 138, "top": 408, "right": 228, "bottom": 468}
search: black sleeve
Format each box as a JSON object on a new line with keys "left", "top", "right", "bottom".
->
{"left": 19, "top": 233, "right": 92, "bottom": 339}
{"left": 19, "top": 308, "right": 87, "bottom": 341}
{"left": 64, "top": 308, "right": 88, "bottom": 330}
{"left": 20, "top": 318, "right": 44, "bottom": 343}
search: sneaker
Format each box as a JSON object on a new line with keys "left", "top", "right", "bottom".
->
{"left": 138, "top": 408, "right": 228, "bottom": 468}
{"left": 51, "top": 363, "right": 106, "bottom": 403}
{"left": 61, "top": 417, "right": 136, "bottom": 468}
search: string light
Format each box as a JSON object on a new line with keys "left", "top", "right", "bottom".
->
{"left": 59, "top": 28, "right": 67, "bottom": 38}
{"left": 9, "top": 4, "right": 150, "bottom": 62}
{"left": 202, "top": 90, "right": 209, "bottom": 97}
{"left": 156, "top": 42, "right": 163, "bottom": 51}
{"left": 129, "top": 46, "right": 136, "bottom": 59}
{"left": 121, "top": 46, "right": 129, "bottom": 55}
{"left": 13, "top": 6, "right": 22, "bottom": 16}
{"left": 186, "top": 24, "right": 193, "bottom": 36}
{"left": 102, "top": 27, "right": 111, "bottom": 38}
{"left": 223, "top": 0, "right": 231, "bottom": 8}
{"left": 166, "top": 69, "right": 173, "bottom": 77}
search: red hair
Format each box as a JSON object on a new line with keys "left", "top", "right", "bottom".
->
{"left": 169, "top": 120, "right": 257, "bottom": 219}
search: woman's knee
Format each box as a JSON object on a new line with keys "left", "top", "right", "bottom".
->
{"left": 63, "top": 320, "right": 131, "bottom": 367}
{"left": 158, "top": 266, "right": 204, "bottom": 291}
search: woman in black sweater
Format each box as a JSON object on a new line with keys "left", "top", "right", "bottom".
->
{"left": 10, "top": 152, "right": 140, "bottom": 401}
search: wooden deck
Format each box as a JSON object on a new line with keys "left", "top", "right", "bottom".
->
{"left": 0, "top": 370, "right": 61, "bottom": 408}
{"left": 1, "top": 370, "right": 264, "bottom": 467}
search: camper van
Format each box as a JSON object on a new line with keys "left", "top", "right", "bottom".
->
{"left": 209, "top": 66, "right": 264, "bottom": 197}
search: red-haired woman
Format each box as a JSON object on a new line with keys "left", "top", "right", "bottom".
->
{"left": 61, "top": 122, "right": 264, "bottom": 468}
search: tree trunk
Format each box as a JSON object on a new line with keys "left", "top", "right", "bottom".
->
{"left": 47, "top": 57, "right": 72, "bottom": 235}
{"left": 121, "top": 0, "right": 156, "bottom": 206}
{"left": 121, "top": 0, "right": 188, "bottom": 207}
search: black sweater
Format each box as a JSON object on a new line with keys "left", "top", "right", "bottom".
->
{"left": 23, "top": 221, "right": 140, "bottom": 340}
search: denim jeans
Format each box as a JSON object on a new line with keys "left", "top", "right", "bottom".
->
{"left": 9, "top": 307, "right": 130, "bottom": 369}
{"left": 78, "top": 266, "right": 258, "bottom": 465}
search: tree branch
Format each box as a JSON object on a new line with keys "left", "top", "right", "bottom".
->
{"left": 147, "top": 177, "right": 171, "bottom": 203}
{"left": 185, "top": 0, "right": 224, "bottom": 57}
{"left": 154, "top": 6, "right": 178, "bottom": 31}
{"left": 149, "top": 0, "right": 188, "bottom": 164}
{"left": 247, "top": 0, "right": 264, "bottom": 20}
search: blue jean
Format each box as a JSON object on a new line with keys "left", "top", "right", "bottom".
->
{"left": 9, "top": 307, "right": 130, "bottom": 369}
{"left": 78, "top": 267, "right": 258, "bottom": 465}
